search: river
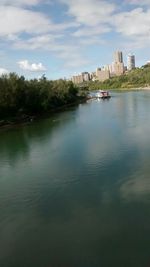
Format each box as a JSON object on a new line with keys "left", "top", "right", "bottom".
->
{"left": 0, "top": 91, "right": 150, "bottom": 267}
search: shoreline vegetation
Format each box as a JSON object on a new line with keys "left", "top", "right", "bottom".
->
{"left": 1, "top": 64, "right": 150, "bottom": 128}
{"left": 0, "top": 73, "right": 86, "bottom": 129}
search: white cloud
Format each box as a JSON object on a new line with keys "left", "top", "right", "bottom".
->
{"left": 73, "top": 25, "right": 110, "bottom": 37}
{"left": 0, "top": 0, "right": 42, "bottom": 7}
{"left": 58, "top": 49, "right": 90, "bottom": 68}
{"left": 0, "top": 5, "right": 79, "bottom": 39}
{"left": 18, "top": 60, "right": 47, "bottom": 72}
{"left": 60, "top": 0, "right": 150, "bottom": 51}
{"left": 0, "top": 0, "right": 116, "bottom": 72}
{"left": 2, "top": 0, "right": 150, "bottom": 75}
{"left": 79, "top": 37, "right": 105, "bottom": 46}
{"left": 112, "top": 7, "right": 150, "bottom": 49}
{"left": 0, "top": 68, "right": 9, "bottom": 75}
{"left": 14, "top": 34, "right": 61, "bottom": 50}
{"left": 128, "top": 0, "right": 150, "bottom": 6}
{"left": 60, "top": 0, "right": 116, "bottom": 26}
{"left": 0, "top": 6, "right": 52, "bottom": 36}
{"left": 113, "top": 8, "right": 150, "bottom": 37}
{"left": 14, "top": 34, "right": 90, "bottom": 69}
{"left": 8, "top": 0, "right": 116, "bottom": 71}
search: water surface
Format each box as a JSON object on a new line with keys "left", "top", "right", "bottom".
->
{"left": 0, "top": 91, "right": 150, "bottom": 267}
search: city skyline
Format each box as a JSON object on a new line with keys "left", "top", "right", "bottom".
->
{"left": 0, "top": 0, "right": 150, "bottom": 79}
{"left": 71, "top": 50, "right": 135, "bottom": 84}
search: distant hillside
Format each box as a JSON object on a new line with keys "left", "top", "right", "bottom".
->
{"left": 88, "top": 64, "right": 150, "bottom": 90}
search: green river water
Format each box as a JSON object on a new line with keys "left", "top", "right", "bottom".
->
{"left": 0, "top": 91, "right": 150, "bottom": 267}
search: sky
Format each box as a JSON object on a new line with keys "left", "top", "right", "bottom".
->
{"left": 1, "top": 0, "right": 150, "bottom": 79}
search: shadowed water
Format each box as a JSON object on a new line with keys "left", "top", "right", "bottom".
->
{"left": 0, "top": 91, "right": 150, "bottom": 267}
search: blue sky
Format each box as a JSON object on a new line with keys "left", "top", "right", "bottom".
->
{"left": 1, "top": 0, "right": 150, "bottom": 79}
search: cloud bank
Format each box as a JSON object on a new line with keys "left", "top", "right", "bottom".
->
{"left": 1, "top": 0, "right": 150, "bottom": 75}
{"left": 18, "top": 60, "right": 47, "bottom": 72}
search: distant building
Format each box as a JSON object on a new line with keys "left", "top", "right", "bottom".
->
{"left": 72, "top": 74, "right": 84, "bottom": 84}
{"left": 90, "top": 72, "right": 96, "bottom": 81}
{"left": 112, "top": 51, "right": 124, "bottom": 76}
{"left": 103, "top": 65, "right": 109, "bottom": 71}
{"left": 127, "top": 54, "right": 135, "bottom": 70}
{"left": 82, "top": 72, "right": 90, "bottom": 82}
{"left": 72, "top": 72, "right": 90, "bottom": 84}
{"left": 90, "top": 72, "right": 96, "bottom": 77}
{"left": 71, "top": 50, "right": 129, "bottom": 83}
{"left": 103, "top": 64, "right": 114, "bottom": 75}
{"left": 114, "top": 51, "right": 123, "bottom": 63}
{"left": 96, "top": 68, "right": 101, "bottom": 77}
{"left": 96, "top": 68, "right": 110, "bottom": 81}
{"left": 112, "top": 62, "right": 124, "bottom": 76}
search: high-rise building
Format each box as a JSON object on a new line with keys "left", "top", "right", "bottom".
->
{"left": 112, "top": 51, "right": 124, "bottom": 76}
{"left": 103, "top": 64, "right": 114, "bottom": 75}
{"left": 127, "top": 54, "right": 135, "bottom": 70}
{"left": 114, "top": 51, "right": 123, "bottom": 63}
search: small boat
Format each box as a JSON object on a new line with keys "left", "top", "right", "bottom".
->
{"left": 95, "top": 90, "right": 111, "bottom": 99}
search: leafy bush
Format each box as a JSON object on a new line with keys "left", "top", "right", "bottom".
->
{"left": 0, "top": 73, "right": 80, "bottom": 119}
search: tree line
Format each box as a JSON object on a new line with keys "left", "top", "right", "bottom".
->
{"left": 0, "top": 73, "right": 83, "bottom": 119}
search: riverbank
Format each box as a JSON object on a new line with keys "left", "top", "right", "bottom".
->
{"left": 109, "top": 86, "right": 150, "bottom": 91}
{"left": 0, "top": 96, "right": 86, "bottom": 130}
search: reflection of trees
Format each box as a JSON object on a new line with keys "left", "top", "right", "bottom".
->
{"left": 0, "top": 128, "right": 29, "bottom": 165}
{"left": 0, "top": 110, "right": 76, "bottom": 166}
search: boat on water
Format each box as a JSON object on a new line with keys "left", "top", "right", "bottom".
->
{"left": 95, "top": 90, "right": 111, "bottom": 99}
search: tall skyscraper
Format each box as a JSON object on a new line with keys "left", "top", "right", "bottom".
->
{"left": 114, "top": 51, "right": 123, "bottom": 63}
{"left": 113, "top": 51, "right": 124, "bottom": 76}
{"left": 127, "top": 54, "right": 135, "bottom": 70}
